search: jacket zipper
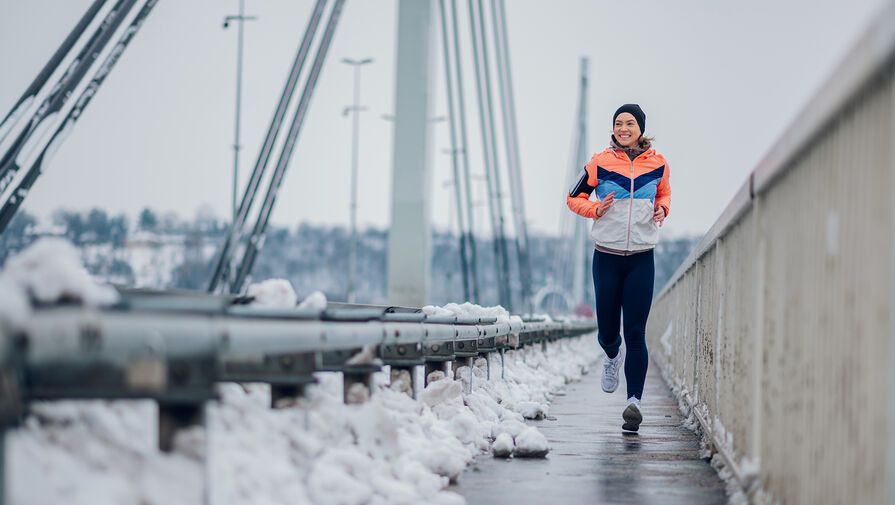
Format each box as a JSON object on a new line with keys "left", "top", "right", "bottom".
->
{"left": 625, "top": 159, "right": 634, "bottom": 250}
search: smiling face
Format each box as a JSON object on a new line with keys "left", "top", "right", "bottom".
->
{"left": 613, "top": 112, "right": 642, "bottom": 148}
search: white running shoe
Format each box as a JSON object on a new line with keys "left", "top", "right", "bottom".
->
{"left": 622, "top": 396, "right": 642, "bottom": 432}
{"left": 601, "top": 352, "right": 622, "bottom": 393}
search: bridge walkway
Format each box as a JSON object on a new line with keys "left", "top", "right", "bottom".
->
{"left": 453, "top": 360, "right": 728, "bottom": 504}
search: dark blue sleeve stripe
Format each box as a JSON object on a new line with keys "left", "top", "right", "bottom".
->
{"left": 568, "top": 168, "right": 595, "bottom": 196}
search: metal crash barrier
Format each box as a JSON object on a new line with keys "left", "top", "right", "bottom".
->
{"left": 0, "top": 287, "right": 595, "bottom": 504}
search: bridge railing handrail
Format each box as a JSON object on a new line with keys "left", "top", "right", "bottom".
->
{"left": 649, "top": 4, "right": 895, "bottom": 503}
{"left": 656, "top": 3, "right": 895, "bottom": 302}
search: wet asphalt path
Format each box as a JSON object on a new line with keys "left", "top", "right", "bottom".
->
{"left": 453, "top": 359, "right": 728, "bottom": 504}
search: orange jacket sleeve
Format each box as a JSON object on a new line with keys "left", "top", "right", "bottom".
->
{"left": 566, "top": 155, "right": 602, "bottom": 219}
{"left": 655, "top": 162, "right": 671, "bottom": 216}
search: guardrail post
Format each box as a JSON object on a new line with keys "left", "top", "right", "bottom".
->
{"left": 450, "top": 357, "right": 474, "bottom": 393}
{"left": 319, "top": 349, "right": 381, "bottom": 404}
{"left": 158, "top": 401, "right": 204, "bottom": 452}
{"left": 1, "top": 430, "right": 5, "bottom": 505}
{"left": 390, "top": 366, "right": 416, "bottom": 398}
{"left": 220, "top": 349, "right": 318, "bottom": 409}
{"left": 0, "top": 330, "right": 22, "bottom": 505}
{"left": 343, "top": 369, "right": 375, "bottom": 404}
{"left": 499, "top": 348, "right": 506, "bottom": 379}
{"left": 464, "top": 357, "right": 472, "bottom": 393}
{"left": 449, "top": 360, "right": 458, "bottom": 379}
{"left": 476, "top": 333, "right": 497, "bottom": 381}
{"left": 271, "top": 384, "right": 309, "bottom": 408}
{"left": 453, "top": 335, "right": 478, "bottom": 393}
{"left": 423, "top": 361, "right": 444, "bottom": 385}
{"left": 380, "top": 339, "right": 424, "bottom": 399}
{"left": 421, "top": 336, "right": 453, "bottom": 387}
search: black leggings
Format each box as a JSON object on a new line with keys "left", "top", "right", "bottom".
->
{"left": 592, "top": 249, "right": 654, "bottom": 400}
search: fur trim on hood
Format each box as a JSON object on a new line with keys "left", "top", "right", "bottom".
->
{"left": 610, "top": 135, "right": 653, "bottom": 160}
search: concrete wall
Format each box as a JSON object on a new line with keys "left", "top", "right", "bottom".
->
{"left": 647, "top": 5, "right": 895, "bottom": 504}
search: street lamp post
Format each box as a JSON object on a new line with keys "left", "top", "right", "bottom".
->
{"left": 342, "top": 57, "right": 373, "bottom": 303}
{"left": 223, "top": 1, "right": 256, "bottom": 289}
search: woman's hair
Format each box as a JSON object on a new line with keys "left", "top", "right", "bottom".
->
{"left": 638, "top": 135, "right": 655, "bottom": 150}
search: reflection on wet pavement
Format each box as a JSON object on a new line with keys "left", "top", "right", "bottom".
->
{"left": 453, "top": 357, "right": 727, "bottom": 504}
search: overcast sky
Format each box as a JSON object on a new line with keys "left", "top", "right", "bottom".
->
{"left": 0, "top": 0, "right": 887, "bottom": 238}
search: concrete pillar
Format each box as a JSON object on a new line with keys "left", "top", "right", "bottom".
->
{"left": 386, "top": 0, "right": 436, "bottom": 307}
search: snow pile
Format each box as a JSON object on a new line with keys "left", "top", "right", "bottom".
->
{"left": 247, "top": 278, "right": 298, "bottom": 308}
{"left": 9, "top": 333, "right": 600, "bottom": 504}
{"left": 491, "top": 432, "right": 514, "bottom": 458}
{"left": 528, "top": 313, "right": 554, "bottom": 323}
{"left": 0, "top": 238, "right": 119, "bottom": 329}
{"left": 443, "top": 302, "right": 508, "bottom": 322}
{"left": 297, "top": 291, "right": 327, "bottom": 311}
{"left": 8, "top": 400, "right": 204, "bottom": 505}
{"left": 0, "top": 275, "right": 31, "bottom": 329}
{"left": 246, "top": 282, "right": 327, "bottom": 312}
{"left": 3, "top": 238, "right": 119, "bottom": 306}
{"left": 450, "top": 338, "right": 600, "bottom": 459}
{"left": 422, "top": 302, "right": 523, "bottom": 326}
{"left": 707, "top": 417, "right": 764, "bottom": 505}
{"left": 513, "top": 427, "right": 549, "bottom": 458}
{"left": 345, "top": 344, "right": 382, "bottom": 367}
{"left": 422, "top": 305, "right": 455, "bottom": 318}
{"left": 209, "top": 377, "right": 468, "bottom": 504}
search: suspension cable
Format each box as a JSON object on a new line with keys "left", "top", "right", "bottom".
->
{"left": 467, "top": 0, "right": 511, "bottom": 309}
{"left": 231, "top": 0, "right": 346, "bottom": 293}
{"left": 437, "top": 0, "right": 472, "bottom": 302}
{"left": 207, "top": 0, "right": 328, "bottom": 292}
{"left": 448, "top": 0, "right": 481, "bottom": 303}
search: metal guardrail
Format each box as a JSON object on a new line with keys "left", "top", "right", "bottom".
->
{"left": 0, "top": 287, "right": 595, "bottom": 504}
{"left": 647, "top": 3, "right": 895, "bottom": 504}
{"left": 0, "top": 332, "right": 19, "bottom": 505}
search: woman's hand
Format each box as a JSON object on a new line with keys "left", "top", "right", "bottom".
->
{"left": 654, "top": 206, "right": 666, "bottom": 227}
{"left": 596, "top": 192, "right": 614, "bottom": 217}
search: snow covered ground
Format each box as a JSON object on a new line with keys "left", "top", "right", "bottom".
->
{"left": 8, "top": 336, "right": 600, "bottom": 505}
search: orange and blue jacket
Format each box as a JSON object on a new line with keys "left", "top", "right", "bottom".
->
{"left": 566, "top": 148, "right": 671, "bottom": 252}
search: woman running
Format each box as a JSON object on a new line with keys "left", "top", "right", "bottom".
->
{"left": 566, "top": 103, "right": 671, "bottom": 432}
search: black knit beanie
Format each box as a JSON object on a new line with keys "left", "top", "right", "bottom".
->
{"left": 613, "top": 104, "right": 646, "bottom": 133}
